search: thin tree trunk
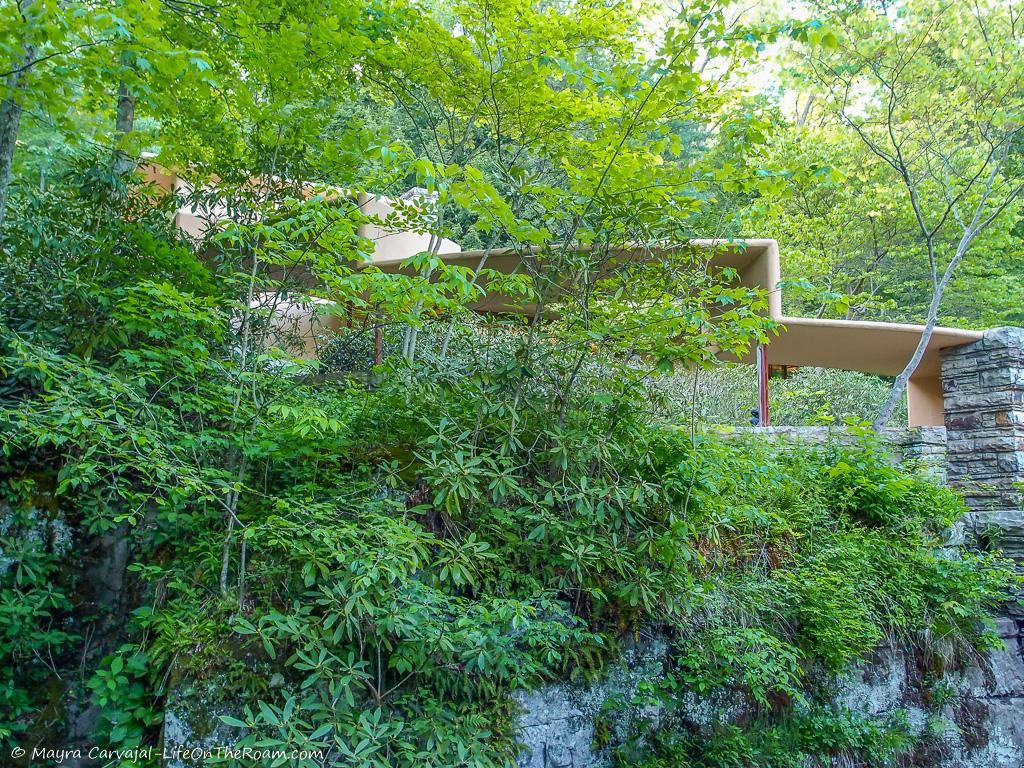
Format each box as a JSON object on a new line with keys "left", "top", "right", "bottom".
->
{"left": 796, "top": 93, "right": 815, "bottom": 126}
{"left": 219, "top": 471, "right": 245, "bottom": 597}
{"left": 111, "top": 76, "right": 136, "bottom": 175}
{"left": 0, "top": 41, "right": 37, "bottom": 230}
{"left": 219, "top": 253, "right": 260, "bottom": 597}
{"left": 401, "top": 207, "right": 446, "bottom": 364}
{"left": 438, "top": 233, "right": 500, "bottom": 360}
{"left": 873, "top": 238, "right": 971, "bottom": 430}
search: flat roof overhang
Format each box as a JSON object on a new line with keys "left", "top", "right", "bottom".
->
{"left": 395, "top": 238, "right": 979, "bottom": 426}
{"left": 744, "top": 317, "right": 981, "bottom": 379}
{"left": 408, "top": 240, "right": 979, "bottom": 381}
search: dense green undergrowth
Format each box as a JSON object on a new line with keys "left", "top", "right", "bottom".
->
{"left": 0, "top": 166, "right": 1016, "bottom": 768}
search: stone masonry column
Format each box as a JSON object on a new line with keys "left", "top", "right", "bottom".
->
{"left": 941, "top": 326, "right": 1024, "bottom": 570}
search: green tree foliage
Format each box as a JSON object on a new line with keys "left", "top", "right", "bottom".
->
{"left": 0, "top": 0, "right": 1018, "bottom": 765}
{"left": 747, "top": 126, "right": 1024, "bottom": 329}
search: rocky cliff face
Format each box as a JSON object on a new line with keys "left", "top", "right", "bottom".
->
{"left": 512, "top": 624, "right": 1024, "bottom": 768}
{"left": 514, "top": 640, "right": 669, "bottom": 768}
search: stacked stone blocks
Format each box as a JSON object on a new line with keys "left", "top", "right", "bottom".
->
{"left": 942, "top": 326, "right": 1024, "bottom": 516}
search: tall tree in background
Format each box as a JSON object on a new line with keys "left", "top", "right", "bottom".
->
{"left": 0, "top": 0, "right": 383, "bottom": 217}
{"left": 793, "top": 0, "right": 1024, "bottom": 429}
{"left": 0, "top": 0, "right": 41, "bottom": 228}
{"left": 745, "top": 121, "right": 1024, "bottom": 328}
